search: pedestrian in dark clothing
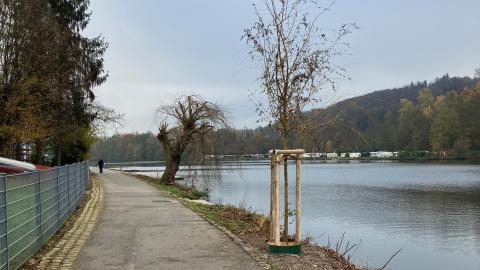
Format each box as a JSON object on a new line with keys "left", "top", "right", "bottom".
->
{"left": 97, "top": 159, "right": 104, "bottom": 173}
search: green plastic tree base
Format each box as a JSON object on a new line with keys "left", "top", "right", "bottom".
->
{"left": 267, "top": 242, "right": 302, "bottom": 254}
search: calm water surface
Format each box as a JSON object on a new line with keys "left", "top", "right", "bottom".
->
{"left": 127, "top": 161, "right": 480, "bottom": 270}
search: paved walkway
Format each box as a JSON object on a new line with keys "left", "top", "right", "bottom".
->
{"left": 74, "top": 170, "right": 262, "bottom": 270}
{"left": 38, "top": 174, "right": 103, "bottom": 269}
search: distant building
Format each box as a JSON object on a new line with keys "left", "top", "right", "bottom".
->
{"left": 370, "top": 151, "right": 394, "bottom": 158}
{"left": 327, "top": 152, "right": 338, "bottom": 159}
{"left": 304, "top": 153, "right": 314, "bottom": 158}
{"left": 350, "top": 152, "right": 361, "bottom": 158}
{"left": 303, "top": 152, "right": 326, "bottom": 159}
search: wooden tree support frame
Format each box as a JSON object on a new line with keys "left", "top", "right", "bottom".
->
{"left": 268, "top": 149, "right": 304, "bottom": 254}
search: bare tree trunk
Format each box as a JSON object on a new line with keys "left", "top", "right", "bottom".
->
{"left": 33, "top": 140, "right": 43, "bottom": 164}
{"left": 15, "top": 140, "right": 21, "bottom": 161}
{"left": 0, "top": 137, "right": 6, "bottom": 158}
{"left": 158, "top": 127, "right": 184, "bottom": 185}
{"left": 161, "top": 153, "right": 181, "bottom": 185}
{"left": 57, "top": 146, "right": 61, "bottom": 166}
{"left": 283, "top": 137, "right": 289, "bottom": 244}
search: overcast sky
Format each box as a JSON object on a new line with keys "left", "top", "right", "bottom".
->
{"left": 85, "top": 0, "right": 480, "bottom": 134}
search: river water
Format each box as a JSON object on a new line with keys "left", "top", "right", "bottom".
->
{"left": 120, "top": 160, "right": 480, "bottom": 270}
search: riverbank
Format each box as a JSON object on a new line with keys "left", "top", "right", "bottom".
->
{"left": 132, "top": 174, "right": 359, "bottom": 270}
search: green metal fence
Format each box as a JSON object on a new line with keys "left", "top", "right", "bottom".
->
{"left": 0, "top": 162, "right": 89, "bottom": 269}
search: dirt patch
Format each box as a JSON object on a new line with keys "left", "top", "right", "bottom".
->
{"left": 266, "top": 245, "right": 358, "bottom": 270}
{"left": 21, "top": 175, "right": 93, "bottom": 269}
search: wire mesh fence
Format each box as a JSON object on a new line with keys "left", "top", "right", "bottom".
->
{"left": 0, "top": 162, "right": 89, "bottom": 269}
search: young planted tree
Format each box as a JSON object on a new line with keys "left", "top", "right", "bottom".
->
{"left": 157, "top": 95, "right": 227, "bottom": 185}
{"left": 243, "top": 0, "right": 357, "bottom": 242}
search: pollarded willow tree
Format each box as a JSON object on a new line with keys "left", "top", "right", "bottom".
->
{"left": 243, "top": 0, "right": 357, "bottom": 242}
{"left": 157, "top": 95, "right": 227, "bottom": 185}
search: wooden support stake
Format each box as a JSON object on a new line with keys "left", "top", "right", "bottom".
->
{"left": 295, "top": 155, "right": 302, "bottom": 243}
{"left": 269, "top": 153, "right": 275, "bottom": 240}
{"left": 283, "top": 154, "right": 289, "bottom": 245}
{"left": 274, "top": 155, "right": 281, "bottom": 245}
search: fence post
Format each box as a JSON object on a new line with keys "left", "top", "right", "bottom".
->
{"left": 76, "top": 163, "right": 80, "bottom": 206}
{"left": 56, "top": 167, "right": 60, "bottom": 230}
{"left": 85, "top": 162, "right": 88, "bottom": 192}
{"left": 35, "top": 171, "right": 42, "bottom": 245}
{"left": 78, "top": 163, "right": 81, "bottom": 205}
{"left": 0, "top": 174, "right": 9, "bottom": 270}
{"left": 67, "top": 165, "right": 71, "bottom": 213}
{"left": 74, "top": 164, "right": 77, "bottom": 207}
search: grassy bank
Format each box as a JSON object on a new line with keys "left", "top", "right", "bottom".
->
{"left": 132, "top": 173, "right": 359, "bottom": 270}
{"left": 132, "top": 174, "right": 208, "bottom": 199}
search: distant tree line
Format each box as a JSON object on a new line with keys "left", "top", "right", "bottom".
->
{"left": 89, "top": 127, "right": 279, "bottom": 162}
{"left": 91, "top": 75, "right": 480, "bottom": 161}
{"left": 0, "top": 0, "right": 118, "bottom": 165}
{"left": 91, "top": 133, "right": 164, "bottom": 162}
{"left": 397, "top": 82, "right": 480, "bottom": 157}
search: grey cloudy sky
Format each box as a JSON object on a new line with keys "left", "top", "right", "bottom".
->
{"left": 85, "top": 0, "right": 480, "bottom": 134}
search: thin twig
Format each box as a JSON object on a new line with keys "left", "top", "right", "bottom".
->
{"left": 335, "top": 232, "right": 345, "bottom": 252}
{"left": 343, "top": 243, "right": 357, "bottom": 256}
{"left": 379, "top": 249, "right": 402, "bottom": 270}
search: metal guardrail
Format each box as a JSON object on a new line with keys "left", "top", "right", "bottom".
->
{"left": 0, "top": 162, "right": 89, "bottom": 269}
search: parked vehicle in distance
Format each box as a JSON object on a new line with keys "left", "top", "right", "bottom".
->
{"left": 0, "top": 157, "right": 50, "bottom": 174}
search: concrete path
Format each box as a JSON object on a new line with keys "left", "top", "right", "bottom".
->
{"left": 75, "top": 170, "right": 262, "bottom": 270}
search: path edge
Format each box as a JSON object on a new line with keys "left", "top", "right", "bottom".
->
{"left": 181, "top": 200, "right": 272, "bottom": 270}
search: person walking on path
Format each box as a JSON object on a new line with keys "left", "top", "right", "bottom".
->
{"left": 96, "top": 159, "right": 104, "bottom": 173}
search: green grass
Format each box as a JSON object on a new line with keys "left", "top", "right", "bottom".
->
{"left": 132, "top": 174, "right": 208, "bottom": 200}
{"left": 161, "top": 183, "right": 207, "bottom": 200}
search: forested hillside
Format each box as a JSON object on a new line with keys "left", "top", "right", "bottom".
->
{"left": 90, "top": 75, "right": 480, "bottom": 161}
{"left": 301, "top": 74, "right": 479, "bottom": 152}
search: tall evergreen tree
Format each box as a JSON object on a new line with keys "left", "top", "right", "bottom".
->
{"left": 0, "top": 0, "right": 112, "bottom": 164}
